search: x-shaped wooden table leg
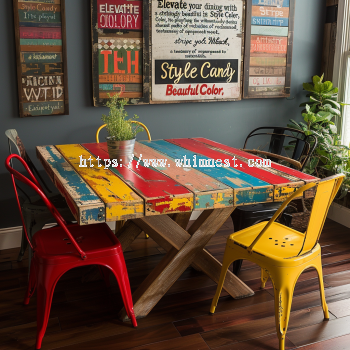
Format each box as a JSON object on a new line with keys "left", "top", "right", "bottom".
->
{"left": 117, "top": 208, "right": 254, "bottom": 321}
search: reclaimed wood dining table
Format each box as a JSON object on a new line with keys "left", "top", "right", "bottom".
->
{"left": 36, "top": 138, "right": 318, "bottom": 321}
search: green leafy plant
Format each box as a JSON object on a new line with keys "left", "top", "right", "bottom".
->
{"left": 287, "top": 74, "right": 350, "bottom": 198}
{"left": 102, "top": 94, "right": 142, "bottom": 141}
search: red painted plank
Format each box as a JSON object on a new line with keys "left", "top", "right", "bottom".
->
{"left": 193, "top": 138, "right": 317, "bottom": 182}
{"left": 166, "top": 138, "right": 294, "bottom": 185}
{"left": 20, "top": 27, "right": 62, "bottom": 39}
{"left": 82, "top": 142, "right": 193, "bottom": 215}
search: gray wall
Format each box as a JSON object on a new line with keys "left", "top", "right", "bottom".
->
{"left": 0, "top": 0, "right": 326, "bottom": 228}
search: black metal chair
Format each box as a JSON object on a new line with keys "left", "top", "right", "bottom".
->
{"left": 5, "top": 129, "right": 75, "bottom": 266}
{"left": 231, "top": 127, "right": 317, "bottom": 275}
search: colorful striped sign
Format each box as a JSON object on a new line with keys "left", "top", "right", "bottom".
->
{"left": 252, "top": 0, "right": 289, "bottom": 6}
{"left": 252, "top": 17, "right": 288, "bottom": 27}
{"left": 99, "top": 74, "right": 142, "bottom": 83}
{"left": 20, "top": 27, "right": 61, "bottom": 39}
{"left": 21, "top": 52, "right": 62, "bottom": 63}
{"left": 251, "top": 25, "right": 288, "bottom": 36}
{"left": 249, "top": 76, "right": 285, "bottom": 86}
{"left": 251, "top": 35, "right": 288, "bottom": 54}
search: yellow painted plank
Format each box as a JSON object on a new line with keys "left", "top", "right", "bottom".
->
{"left": 56, "top": 144, "right": 144, "bottom": 221}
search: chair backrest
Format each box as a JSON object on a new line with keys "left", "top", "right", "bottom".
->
{"left": 299, "top": 174, "right": 344, "bottom": 255}
{"left": 5, "top": 129, "right": 51, "bottom": 194}
{"left": 96, "top": 121, "right": 152, "bottom": 143}
{"left": 5, "top": 154, "right": 87, "bottom": 260}
{"left": 243, "top": 126, "right": 317, "bottom": 171}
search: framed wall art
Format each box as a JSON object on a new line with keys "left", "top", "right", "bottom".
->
{"left": 243, "top": 0, "right": 295, "bottom": 99}
{"left": 13, "top": 0, "right": 69, "bottom": 117}
{"left": 150, "top": 0, "right": 245, "bottom": 103}
{"left": 91, "top": 0, "right": 150, "bottom": 106}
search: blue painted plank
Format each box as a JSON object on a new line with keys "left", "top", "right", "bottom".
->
{"left": 252, "top": 17, "right": 289, "bottom": 27}
{"left": 251, "top": 25, "right": 288, "bottom": 36}
{"left": 252, "top": 0, "right": 289, "bottom": 7}
{"left": 36, "top": 146, "right": 105, "bottom": 225}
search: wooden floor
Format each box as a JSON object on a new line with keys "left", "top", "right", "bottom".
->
{"left": 2, "top": 218, "right": 350, "bottom": 349}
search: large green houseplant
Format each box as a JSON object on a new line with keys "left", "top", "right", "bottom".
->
{"left": 102, "top": 94, "right": 143, "bottom": 164}
{"left": 287, "top": 74, "right": 350, "bottom": 198}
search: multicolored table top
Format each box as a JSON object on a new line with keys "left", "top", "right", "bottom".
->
{"left": 37, "top": 138, "right": 318, "bottom": 225}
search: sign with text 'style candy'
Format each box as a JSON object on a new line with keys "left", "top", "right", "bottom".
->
{"left": 13, "top": 0, "right": 69, "bottom": 117}
{"left": 151, "top": 0, "right": 244, "bottom": 103}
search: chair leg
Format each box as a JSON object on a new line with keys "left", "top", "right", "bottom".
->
{"left": 17, "top": 227, "right": 28, "bottom": 262}
{"left": 261, "top": 268, "right": 269, "bottom": 289}
{"left": 270, "top": 272, "right": 295, "bottom": 350}
{"left": 108, "top": 257, "right": 137, "bottom": 327}
{"left": 210, "top": 248, "right": 235, "bottom": 314}
{"left": 315, "top": 256, "right": 330, "bottom": 320}
{"left": 24, "top": 258, "right": 37, "bottom": 305}
{"left": 35, "top": 265, "right": 62, "bottom": 349}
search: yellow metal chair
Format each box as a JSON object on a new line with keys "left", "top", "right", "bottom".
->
{"left": 96, "top": 122, "right": 151, "bottom": 238}
{"left": 210, "top": 174, "right": 344, "bottom": 350}
{"left": 96, "top": 121, "right": 151, "bottom": 144}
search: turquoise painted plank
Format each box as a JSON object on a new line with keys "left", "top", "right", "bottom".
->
{"left": 20, "top": 39, "right": 62, "bottom": 46}
{"left": 252, "top": 0, "right": 289, "bottom": 6}
{"left": 252, "top": 17, "right": 288, "bottom": 27}
{"left": 140, "top": 140, "right": 270, "bottom": 188}
{"left": 251, "top": 25, "right": 288, "bottom": 36}
{"left": 36, "top": 146, "right": 105, "bottom": 225}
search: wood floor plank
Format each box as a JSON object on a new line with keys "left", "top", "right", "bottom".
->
{"left": 287, "top": 315, "right": 350, "bottom": 347}
{"left": 213, "top": 334, "right": 295, "bottom": 350}
{"left": 128, "top": 334, "right": 209, "bottom": 350}
{"left": 55, "top": 323, "right": 181, "bottom": 350}
{"left": 201, "top": 305, "right": 333, "bottom": 348}
{"left": 292, "top": 333, "right": 350, "bottom": 350}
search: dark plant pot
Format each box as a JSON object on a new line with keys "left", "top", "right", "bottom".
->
{"left": 106, "top": 137, "right": 135, "bottom": 165}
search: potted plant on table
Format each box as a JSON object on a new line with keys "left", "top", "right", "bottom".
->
{"left": 102, "top": 93, "right": 143, "bottom": 164}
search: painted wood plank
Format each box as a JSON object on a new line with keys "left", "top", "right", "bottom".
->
{"left": 55, "top": 144, "right": 144, "bottom": 221}
{"left": 82, "top": 143, "right": 194, "bottom": 215}
{"left": 21, "top": 52, "right": 62, "bottom": 63}
{"left": 251, "top": 25, "right": 288, "bottom": 36}
{"left": 18, "top": 2, "right": 61, "bottom": 9}
{"left": 140, "top": 140, "right": 274, "bottom": 206}
{"left": 21, "top": 62, "right": 63, "bottom": 75}
{"left": 20, "top": 27, "right": 62, "bottom": 39}
{"left": 18, "top": 10, "right": 61, "bottom": 24}
{"left": 249, "top": 66, "right": 286, "bottom": 75}
{"left": 250, "top": 56, "right": 286, "bottom": 66}
{"left": 252, "top": 0, "right": 289, "bottom": 6}
{"left": 193, "top": 138, "right": 318, "bottom": 182}
{"left": 22, "top": 101, "right": 64, "bottom": 116}
{"left": 20, "top": 38, "right": 62, "bottom": 46}
{"left": 248, "top": 86, "right": 285, "bottom": 94}
{"left": 251, "top": 35, "right": 288, "bottom": 54}
{"left": 99, "top": 84, "right": 142, "bottom": 92}
{"left": 133, "top": 142, "right": 233, "bottom": 211}
{"left": 20, "top": 45, "right": 62, "bottom": 52}
{"left": 19, "top": 0, "right": 60, "bottom": 3}
{"left": 252, "top": 6, "right": 289, "bottom": 18}
{"left": 249, "top": 76, "right": 285, "bottom": 86}
{"left": 252, "top": 17, "right": 288, "bottom": 26}
{"left": 36, "top": 145, "right": 106, "bottom": 225}
{"left": 99, "top": 74, "right": 142, "bottom": 83}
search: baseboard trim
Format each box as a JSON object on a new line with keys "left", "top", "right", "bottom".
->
{"left": 328, "top": 203, "right": 350, "bottom": 228}
{"left": 0, "top": 223, "right": 57, "bottom": 251}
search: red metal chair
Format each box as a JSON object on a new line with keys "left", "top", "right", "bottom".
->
{"left": 5, "top": 154, "right": 137, "bottom": 349}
